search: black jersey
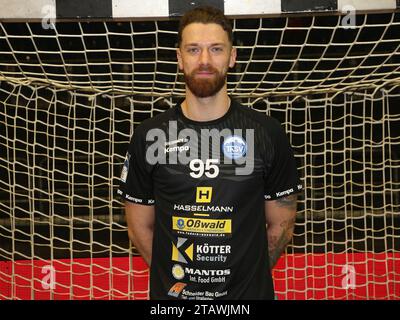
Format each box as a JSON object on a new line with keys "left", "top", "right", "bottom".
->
{"left": 118, "top": 99, "right": 302, "bottom": 300}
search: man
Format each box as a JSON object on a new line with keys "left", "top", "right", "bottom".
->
{"left": 118, "top": 6, "right": 302, "bottom": 300}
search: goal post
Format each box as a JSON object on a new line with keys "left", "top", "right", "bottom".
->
{"left": 0, "top": 0, "right": 399, "bottom": 300}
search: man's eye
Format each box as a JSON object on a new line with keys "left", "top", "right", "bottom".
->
{"left": 187, "top": 48, "right": 199, "bottom": 54}
{"left": 211, "top": 47, "right": 223, "bottom": 52}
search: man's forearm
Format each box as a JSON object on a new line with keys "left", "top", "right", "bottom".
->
{"left": 125, "top": 202, "right": 155, "bottom": 268}
{"left": 267, "top": 221, "right": 294, "bottom": 269}
{"left": 266, "top": 195, "right": 297, "bottom": 269}
{"left": 128, "top": 228, "right": 153, "bottom": 267}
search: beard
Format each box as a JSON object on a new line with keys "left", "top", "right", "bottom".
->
{"left": 184, "top": 65, "right": 227, "bottom": 98}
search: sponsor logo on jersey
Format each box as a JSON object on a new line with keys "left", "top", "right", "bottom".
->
{"left": 182, "top": 267, "right": 230, "bottom": 284}
{"left": 172, "top": 238, "right": 230, "bottom": 264}
{"left": 167, "top": 282, "right": 187, "bottom": 298}
{"left": 173, "top": 204, "right": 233, "bottom": 213}
{"left": 176, "top": 218, "right": 185, "bottom": 229}
{"left": 222, "top": 135, "right": 247, "bottom": 160}
{"left": 196, "top": 187, "right": 212, "bottom": 203}
{"left": 172, "top": 237, "right": 194, "bottom": 264}
{"left": 184, "top": 268, "right": 230, "bottom": 277}
{"left": 172, "top": 264, "right": 185, "bottom": 280}
{"left": 196, "top": 243, "right": 231, "bottom": 263}
{"left": 172, "top": 217, "right": 231, "bottom": 235}
{"left": 180, "top": 289, "right": 228, "bottom": 300}
{"left": 172, "top": 264, "right": 230, "bottom": 279}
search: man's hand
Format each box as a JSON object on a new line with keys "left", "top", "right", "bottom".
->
{"left": 265, "top": 194, "right": 297, "bottom": 269}
{"left": 125, "top": 201, "right": 155, "bottom": 267}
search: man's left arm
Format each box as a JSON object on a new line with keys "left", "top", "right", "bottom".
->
{"left": 265, "top": 194, "right": 298, "bottom": 270}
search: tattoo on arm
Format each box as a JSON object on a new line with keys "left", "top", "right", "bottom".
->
{"left": 275, "top": 194, "right": 298, "bottom": 210}
{"left": 267, "top": 195, "right": 297, "bottom": 269}
{"left": 268, "top": 233, "right": 290, "bottom": 270}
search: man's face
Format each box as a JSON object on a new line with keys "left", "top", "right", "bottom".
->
{"left": 177, "top": 23, "right": 236, "bottom": 98}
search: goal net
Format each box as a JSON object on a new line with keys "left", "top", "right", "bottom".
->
{"left": 1, "top": 8, "right": 399, "bottom": 299}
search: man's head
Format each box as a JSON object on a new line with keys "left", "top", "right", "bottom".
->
{"left": 177, "top": 6, "right": 236, "bottom": 98}
{"left": 177, "top": 6, "right": 233, "bottom": 47}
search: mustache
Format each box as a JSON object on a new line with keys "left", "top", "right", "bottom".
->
{"left": 193, "top": 65, "right": 218, "bottom": 73}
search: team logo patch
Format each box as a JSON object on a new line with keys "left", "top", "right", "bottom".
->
{"left": 222, "top": 135, "right": 247, "bottom": 160}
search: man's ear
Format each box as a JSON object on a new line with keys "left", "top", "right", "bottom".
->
{"left": 176, "top": 48, "right": 183, "bottom": 70}
{"left": 229, "top": 46, "right": 237, "bottom": 68}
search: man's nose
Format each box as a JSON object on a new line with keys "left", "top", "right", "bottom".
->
{"left": 199, "top": 49, "right": 211, "bottom": 65}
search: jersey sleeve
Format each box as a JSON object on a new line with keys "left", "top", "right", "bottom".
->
{"left": 117, "top": 126, "right": 155, "bottom": 205}
{"left": 263, "top": 118, "right": 303, "bottom": 201}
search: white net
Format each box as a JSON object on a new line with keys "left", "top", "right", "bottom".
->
{"left": 1, "top": 13, "right": 400, "bottom": 96}
{"left": 0, "top": 11, "right": 399, "bottom": 299}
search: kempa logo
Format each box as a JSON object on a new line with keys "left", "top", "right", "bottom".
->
{"left": 145, "top": 121, "right": 254, "bottom": 175}
{"left": 164, "top": 145, "right": 190, "bottom": 153}
{"left": 164, "top": 138, "right": 190, "bottom": 154}
{"left": 276, "top": 188, "right": 294, "bottom": 198}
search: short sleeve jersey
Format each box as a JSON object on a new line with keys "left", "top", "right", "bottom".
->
{"left": 118, "top": 100, "right": 303, "bottom": 300}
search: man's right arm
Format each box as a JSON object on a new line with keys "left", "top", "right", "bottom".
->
{"left": 125, "top": 201, "right": 155, "bottom": 267}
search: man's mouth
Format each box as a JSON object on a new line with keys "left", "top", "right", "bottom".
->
{"left": 196, "top": 71, "right": 215, "bottom": 77}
